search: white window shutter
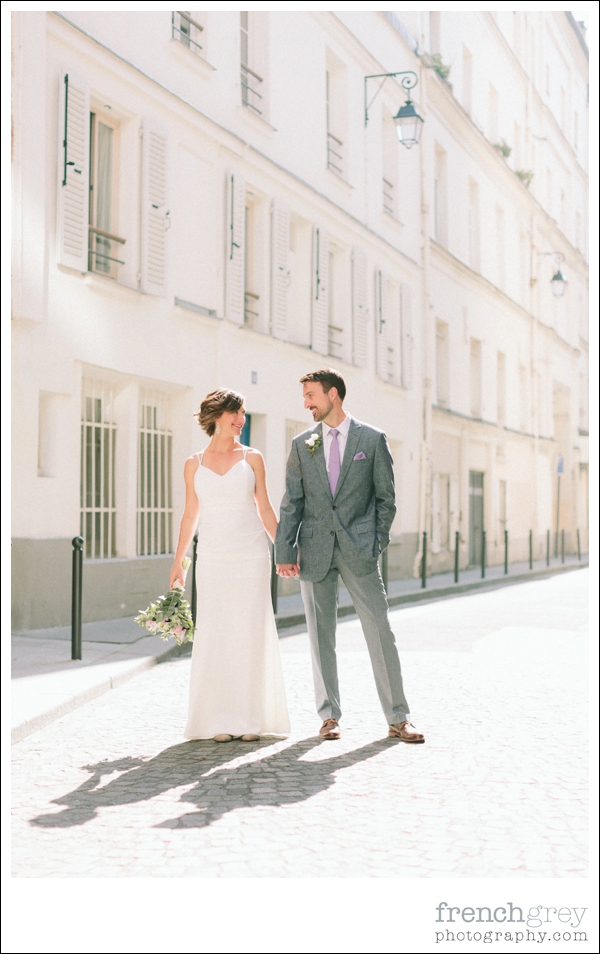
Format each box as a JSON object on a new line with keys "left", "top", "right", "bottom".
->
{"left": 57, "top": 72, "right": 90, "bottom": 272}
{"left": 375, "top": 269, "right": 389, "bottom": 380}
{"left": 140, "top": 121, "right": 168, "bottom": 296}
{"left": 352, "top": 248, "right": 368, "bottom": 367}
{"left": 225, "top": 170, "right": 245, "bottom": 324}
{"left": 401, "top": 284, "right": 413, "bottom": 389}
{"left": 271, "top": 200, "right": 290, "bottom": 339}
{"left": 311, "top": 226, "right": 329, "bottom": 355}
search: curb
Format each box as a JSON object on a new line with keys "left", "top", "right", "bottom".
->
{"left": 11, "top": 639, "right": 191, "bottom": 745}
{"left": 275, "top": 560, "right": 588, "bottom": 630}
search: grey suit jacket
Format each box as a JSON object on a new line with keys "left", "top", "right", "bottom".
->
{"left": 275, "top": 416, "right": 396, "bottom": 582}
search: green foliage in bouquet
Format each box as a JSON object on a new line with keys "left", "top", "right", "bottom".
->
{"left": 135, "top": 556, "right": 194, "bottom": 645}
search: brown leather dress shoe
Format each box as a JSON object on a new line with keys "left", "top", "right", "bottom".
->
{"left": 319, "top": 719, "right": 341, "bottom": 740}
{"left": 388, "top": 721, "right": 425, "bottom": 743}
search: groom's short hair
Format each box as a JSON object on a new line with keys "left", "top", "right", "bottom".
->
{"left": 300, "top": 368, "right": 346, "bottom": 402}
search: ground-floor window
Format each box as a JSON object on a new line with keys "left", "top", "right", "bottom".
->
{"left": 80, "top": 382, "right": 117, "bottom": 559}
{"left": 137, "top": 391, "right": 173, "bottom": 556}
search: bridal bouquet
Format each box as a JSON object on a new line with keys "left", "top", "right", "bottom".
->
{"left": 135, "top": 556, "right": 194, "bottom": 645}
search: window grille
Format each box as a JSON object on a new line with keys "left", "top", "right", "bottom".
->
{"left": 328, "top": 323, "right": 344, "bottom": 359}
{"left": 172, "top": 11, "right": 203, "bottom": 53}
{"left": 80, "top": 383, "right": 117, "bottom": 559}
{"left": 240, "top": 12, "right": 263, "bottom": 115}
{"left": 327, "top": 132, "right": 343, "bottom": 175}
{"left": 244, "top": 290, "right": 259, "bottom": 326}
{"left": 383, "top": 177, "right": 394, "bottom": 215}
{"left": 137, "top": 393, "right": 173, "bottom": 556}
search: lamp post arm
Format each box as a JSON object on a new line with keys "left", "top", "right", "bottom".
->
{"left": 364, "top": 70, "right": 418, "bottom": 126}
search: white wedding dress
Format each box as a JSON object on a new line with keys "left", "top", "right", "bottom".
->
{"left": 185, "top": 447, "right": 290, "bottom": 739}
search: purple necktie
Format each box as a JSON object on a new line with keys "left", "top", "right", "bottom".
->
{"left": 329, "top": 429, "right": 341, "bottom": 496}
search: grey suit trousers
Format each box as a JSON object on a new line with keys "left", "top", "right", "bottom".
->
{"left": 300, "top": 543, "right": 410, "bottom": 725}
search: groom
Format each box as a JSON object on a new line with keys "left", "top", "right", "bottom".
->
{"left": 276, "top": 369, "right": 424, "bottom": 743}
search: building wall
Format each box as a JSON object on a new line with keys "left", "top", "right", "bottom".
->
{"left": 11, "top": 11, "right": 588, "bottom": 628}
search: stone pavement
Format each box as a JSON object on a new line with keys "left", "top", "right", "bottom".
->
{"left": 11, "top": 569, "right": 588, "bottom": 878}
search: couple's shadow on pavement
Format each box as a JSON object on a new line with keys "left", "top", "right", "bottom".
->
{"left": 31, "top": 736, "right": 398, "bottom": 830}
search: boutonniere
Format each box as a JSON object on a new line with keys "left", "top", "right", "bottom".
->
{"left": 305, "top": 433, "right": 322, "bottom": 457}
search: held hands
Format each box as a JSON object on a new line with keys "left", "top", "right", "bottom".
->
{"left": 276, "top": 563, "right": 300, "bottom": 578}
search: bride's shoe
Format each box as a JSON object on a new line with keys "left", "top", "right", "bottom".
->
{"left": 240, "top": 734, "right": 260, "bottom": 742}
{"left": 213, "top": 734, "right": 233, "bottom": 743}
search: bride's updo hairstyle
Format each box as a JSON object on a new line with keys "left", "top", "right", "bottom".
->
{"left": 194, "top": 388, "right": 245, "bottom": 436}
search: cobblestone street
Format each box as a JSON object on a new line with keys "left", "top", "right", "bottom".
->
{"left": 11, "top": 569, "right": 588, "bottom": 879}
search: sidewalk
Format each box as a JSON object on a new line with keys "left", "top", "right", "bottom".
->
{"left": 12, "top": 554, "right": 586, "bottom": 744}
{"left": 273, "top": 552, "right": 588, "bottom": 625}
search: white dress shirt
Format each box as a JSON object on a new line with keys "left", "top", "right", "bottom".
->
{"left": 322, "top": 414, "right": 352, "bottom": 475}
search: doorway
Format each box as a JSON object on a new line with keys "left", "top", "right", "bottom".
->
{"left": 469, "top": 470, "right": 484, "bottom": 565}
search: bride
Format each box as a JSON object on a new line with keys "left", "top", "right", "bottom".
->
{"left": 169, "top": 388, "right": 290, "bottom": 743}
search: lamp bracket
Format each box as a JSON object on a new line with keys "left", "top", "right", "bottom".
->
{"left": 364, "top": 71, "right": 418, "bottom": 127}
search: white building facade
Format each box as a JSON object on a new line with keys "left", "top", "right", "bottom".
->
{"left": 11, "top": 11, "right": 588, "bottom": 629}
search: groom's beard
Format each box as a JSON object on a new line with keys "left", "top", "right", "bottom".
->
{"left": 310, "top": 401, "right": 334, "bottom": 422}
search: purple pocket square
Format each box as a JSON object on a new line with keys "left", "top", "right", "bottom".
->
{"left": 353, "top": 452, "right": 367, "bottom": 460}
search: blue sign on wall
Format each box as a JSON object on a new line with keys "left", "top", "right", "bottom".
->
{"left": 557, "top": 455, "right": 564, "bottom": 475}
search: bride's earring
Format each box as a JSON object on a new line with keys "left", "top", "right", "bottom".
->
{"left": 216, "top": 424, "right": 221, "bottom": 436}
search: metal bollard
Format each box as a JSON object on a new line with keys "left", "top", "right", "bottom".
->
{"left": 71, "top": 536, "right": 84, "bottom": 661}
{"left": 481, "top": 529, "right": 486, "bottom": 579}
{"left": 561, "top": 529, "right": 565, "bottom": 564}
{"left": 381, "top": 547, "right": 389, "bottom": 594}
{"left": 504, "top": 529, "right": 509, "bottom": 575}
{"left": 454, "top": 530, "right": 460, "bottom": 583}
{"left": 546, "top": 529, "right": 550, "bottom": 566}
{"left": 191, "top": 533, "right": 198, "bottom": 626}
{"left": 577, "top": 528, "right": 581, "bottom": 562}
{"left": 421, "top": 531, "right": 428, "bottom": 589}
{"left": 270, "top": 543, "right": 278, "bottom": 614}
{"left": 529, "top": 529, "right": 533, "bottom": 570}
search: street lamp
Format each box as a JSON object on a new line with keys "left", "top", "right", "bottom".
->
{"left": 550, "top": 259, "right": 568, "bottom": 298}
{"left": 364, "top": 71, "right": 424, "bottom": 148}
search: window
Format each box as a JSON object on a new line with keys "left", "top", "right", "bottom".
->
{"left": 462, "top": 46, "right": 472, "bottom": 115}
{"left": 171, "top": 11, "right": 204, "bottom": 55}
{"left": 137, "top": 393, "right": 173, "bottom": 557}
{"left": 468, "top": 179, "right": 480, "bottom": 271}
{"left": 382, "top": 110, "right": 398, "bottom": 216}
{"left": 80, "top": 382, "right": 116, "bottom": 559}
{"left": 244, "top": 202, "right": 259, "bottom": 327}
{"left": 325, "top": 53, "right": 347, "bottom": 178}
{"left": 327, "top": 244, "right": 350, "bottom": 362}
{"left": 470, "top": 339, "right": 482, "bottom": 418}
{"left": 240, "top": 12, "right": 264, "bottom": 117}
{"left": 376, "top": 272, "right": 401, "bottom": 385}
{"left": 436, "top": 320, "right": 449, "bottom": 407}
{"left": 497, "top": 352, "right": 506, "bottom": 426}
{"left": 433, "top": 144, "right": 447, "bottom": 245}
{"left": 88, "top": 111, "right": 124, "bottom": 279}
{"left": 496, "top": 206, "right": 505, "bottom": 290}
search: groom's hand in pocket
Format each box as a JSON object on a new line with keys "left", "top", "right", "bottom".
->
{"left": 276, "top": 564, "right": 300, "bottom": 577}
